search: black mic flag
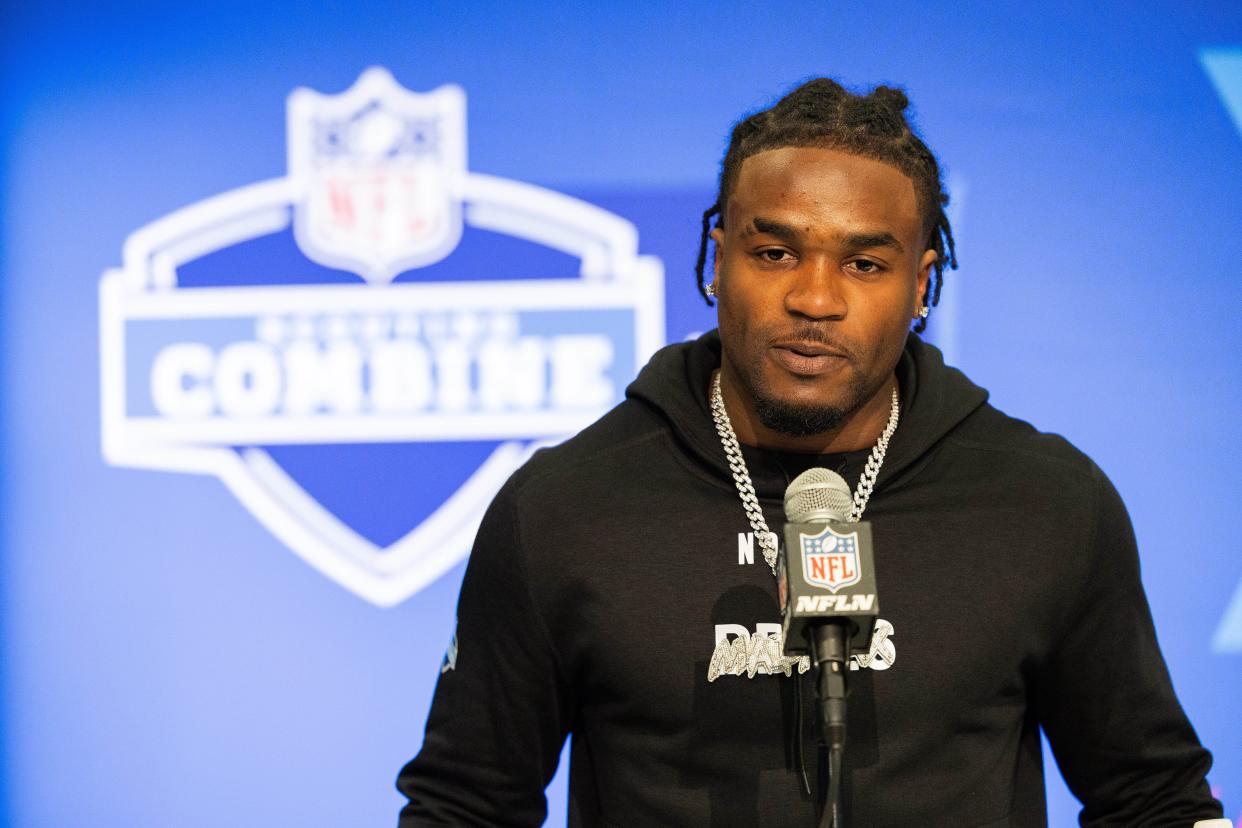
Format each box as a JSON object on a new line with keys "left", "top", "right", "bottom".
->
{"left": 779, "top": 468, "right": 879, "bottom": 657}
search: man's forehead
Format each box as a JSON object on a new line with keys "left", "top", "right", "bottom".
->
{"left": 727, "top": 146, "right": 922, "bottom": 235}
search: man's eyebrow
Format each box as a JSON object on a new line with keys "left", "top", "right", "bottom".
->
{"left": 745, "top": 217, "right": 800, "bottom": 242}
{"left": 745, "top": 220, "right": 906, "bottom": 254}
{"left": 843, "top": 232, "right": 904, "bottom": 253}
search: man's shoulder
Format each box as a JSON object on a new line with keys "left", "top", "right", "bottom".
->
{"left": 949, "top": 400, "right": 1102, "bottom": 485}
{"left": 502, "top": 398, "right": 672, "bottom": 504}
{"left": 904, "top": 336, "right": 1102, "bottom": 487}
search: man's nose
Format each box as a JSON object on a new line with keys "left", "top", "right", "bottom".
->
{"left": 784, "top": 258, "right": 847, "bottom": 320}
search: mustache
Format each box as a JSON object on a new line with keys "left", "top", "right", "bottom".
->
{"left": 765, "top": 326, "right": 858, "bottom": 359}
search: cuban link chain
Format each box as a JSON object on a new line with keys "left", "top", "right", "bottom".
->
{"left": 709, "top": 370, "right": 900, "bottom": 576}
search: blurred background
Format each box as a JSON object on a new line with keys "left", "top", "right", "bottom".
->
{"left": 2, "top": 2, "right": 1240, "bottom": 825}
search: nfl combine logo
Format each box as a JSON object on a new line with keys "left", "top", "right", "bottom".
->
{"left": 800, "top": 526, "right": 862, "bottom": 593}
{"left": 98, "top": 68, "right": 664, "bottom": 607}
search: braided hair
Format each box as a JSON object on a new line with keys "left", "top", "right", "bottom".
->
{"left": 696, "top": 78, "right": 957, "bottom": 333}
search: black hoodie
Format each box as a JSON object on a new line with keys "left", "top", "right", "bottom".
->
{"left": 397, "top": 331, "right": 1221, "bottom": 827}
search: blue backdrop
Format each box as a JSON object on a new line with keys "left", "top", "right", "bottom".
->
{"left": 2, "top": 3, "right": 1241, "bottom": 826}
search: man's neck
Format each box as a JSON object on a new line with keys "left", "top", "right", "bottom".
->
{"left": 716, "top": 370, "right": 897, "bottom": 454}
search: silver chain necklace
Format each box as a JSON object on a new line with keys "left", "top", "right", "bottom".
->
{"left": 709, "top": 370, "right": 900, "bottom": 575}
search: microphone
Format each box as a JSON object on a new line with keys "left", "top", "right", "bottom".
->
{"left": 778, "top": 468, "right": 879, "bottom": 658}
{"left": 779, "top": 467, "right": 880, "bottom": 828}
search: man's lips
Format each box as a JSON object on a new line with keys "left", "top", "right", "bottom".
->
{"left": 771, "top": 340, "right": 849, "bottom": 358}
{"left": 769, "top": 341, "right": 851, "bottom": 375}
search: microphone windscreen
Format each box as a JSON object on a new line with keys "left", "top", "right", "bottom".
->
{"left": 784, "top": 467, "right": 852, "bottom": 523}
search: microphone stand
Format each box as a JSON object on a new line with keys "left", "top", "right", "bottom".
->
{"left": 811, "top": 621, "right": 850, "bottom": 828}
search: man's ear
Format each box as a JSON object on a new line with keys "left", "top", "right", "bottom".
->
{"left": 915, "top": 248, "right": 936, "bottom": 314}
{"left": 710, "top": 227, "right": 725, "bottom": 284}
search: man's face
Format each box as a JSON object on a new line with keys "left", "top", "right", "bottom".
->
{"left": 712, "top": 146, "right": 934, "bottom": 444}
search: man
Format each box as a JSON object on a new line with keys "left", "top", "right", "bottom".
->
{"left": 397, "top": 79, "right": 1225, "bottom": 826}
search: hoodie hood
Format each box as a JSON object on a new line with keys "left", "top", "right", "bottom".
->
{"left": 625, "top": 329, "right": 989, "bottom": 501}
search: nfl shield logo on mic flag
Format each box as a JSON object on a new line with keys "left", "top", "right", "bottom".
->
{"left": 800, "top": 525, "right": 862, "bottom": 593}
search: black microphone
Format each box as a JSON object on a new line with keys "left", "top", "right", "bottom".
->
{"left": 778, "top": 468, "right": 879, "bottom": 658}
{"left": 778, "top": 467, "right": 880, "bottom": 828}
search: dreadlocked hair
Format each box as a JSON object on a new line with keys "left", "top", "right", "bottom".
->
{"left": 695, "top": 78, "right": 957, "bottom": 334}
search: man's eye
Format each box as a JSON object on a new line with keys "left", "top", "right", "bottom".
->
{"left": 760, "top": 249, "right": 791, "bottom": 262}
{"left": 850, "top": 259, "right": 883, "bottom": 274}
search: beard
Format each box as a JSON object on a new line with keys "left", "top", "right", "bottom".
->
{"left": 726, "top": 326, "right": 883, "bottom": 439}
{"left": 753, "top": 391, "right": 850, "bottom": 438}
{"left": 748, "top": 372, "right": 873, "bottom": 438}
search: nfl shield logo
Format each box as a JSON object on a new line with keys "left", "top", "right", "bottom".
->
{"left": 800, "top": 525, "right": 862, "bottom": 593}
{"left": 287, "top": 67, "right": 465, "bottom": 282}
